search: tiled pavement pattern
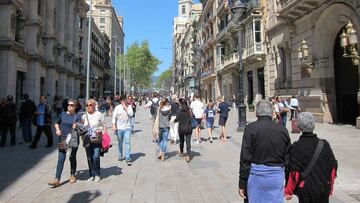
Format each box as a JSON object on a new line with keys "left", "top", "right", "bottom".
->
{"left": 0, "top": 107, "right": 359, "bottom": 203}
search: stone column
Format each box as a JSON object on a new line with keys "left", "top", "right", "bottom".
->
{"left": 58, "top": 72, "right": 67, "bottom": 97}
{"left": 45, "top": 67, "right": 56, "bottom": 103}
{"left": 67, "top": 0, "right": 74, "bottom": 54}
{"left": 74, "top": 77, "right": 81, "bottom": 98}
{"left": 24, "top": 61, "right": 41, "bottom": 101}
{"left": 67, "top": 75, "right": 75, "bottom": 98}
{"left": 0, "top": 50, "right": 17, "bottom": 97}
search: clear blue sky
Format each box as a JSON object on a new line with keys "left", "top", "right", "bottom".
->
{"left": 113, "top": 1, "right": 178, "bottom": 76}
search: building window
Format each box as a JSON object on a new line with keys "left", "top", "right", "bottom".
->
{"left": 182, "top": 5, "right": 186, "bottom": 15}
{"left": 100, "top": 25, "right": 105, "bottom": 32}
{"left": 79, "top": 37, "right": 83, "bottom": 50}
{"left": 254, "top": 19, "right": 261, "bottom": 43}
{"left": 38, "top": 0, "right": 42, "bottom": 16}
{"left": 279, "top": 47, "right": 287, "bottom": 84}
{"left": 100, "top": 17, "right": 105, "bottom": 24}
{"left": 245, "top": 22, "right": 253, "bottom": 48}
{"left": 247, "top": 71, "right": 254, "bottom": 104}
{"left": 100, "top": 9, "right": 106, "bottom": 15}
{"left": 79, "top": 17, "right": 83, "bottom": 29}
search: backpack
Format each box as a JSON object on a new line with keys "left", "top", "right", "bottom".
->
{"left": 150, "top": 100, "right": 159, "bottom": 115}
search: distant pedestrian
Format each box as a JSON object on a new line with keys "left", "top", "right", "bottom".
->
{"left": 190, "top": 94, "right": 204, "bottom": 143}
{"left": 277, "top": 96, "right": 290, "bottom": 127}
{"left": 54, "top": 96, "right": 63, "bottom": 118}
{"left": 112, "top": 95, "right": 133, "bottom": 166}
{"left": 19, "top": 94, "right": 36, "bottom": 144}
{"left": 289, "top": 95, "right": 300, "bottom": 121}
{"left": 48, "top": 99, "right": 80, "bottom": 187}
{"left": 0, "top": 95, "right": 17, "bottom": 147}
{"left": 285, "top": 112, "right": 337, "bottom": 203}
{"left": 239, "top": 100, "right": 290, "bottom": 202}
{"left": 169, "top": 94, "right": 179, "bottom": 144}
{"left": 157, "top": 98, "right": 172, "bottom": 161}
{"left": 29, "top": 96, "right": 53, "bottom": 148}
{"left": 204, "top": 102, "right": 216, "bottom": 143}
{"left": 175, "top": 99, "right": 192, "bottom": 162}
{"left": 127, "top": 95, "right": 136, "bottom": 134}
{"left": 145, "top": 92, "right": 160, "bottom": 142}
{"left": 217, "top": 96, "right": 230, "bottom": 141}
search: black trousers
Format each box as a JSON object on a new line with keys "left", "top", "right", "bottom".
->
{"left": 1, "top": 123, "right": 16, "bottom": 146}
{"left": 31, "top": 125, "right": 53, "bottom": 147}
{"left": 179, "top": 133, "right": 191, "bottom": 156}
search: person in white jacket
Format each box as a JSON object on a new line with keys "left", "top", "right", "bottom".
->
{"left": 112, "top": 95, "right": 133, "bottom": 166}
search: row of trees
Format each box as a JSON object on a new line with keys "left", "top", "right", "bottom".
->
{"left": 116, "top": 40, "right": 161, "bottom": 92}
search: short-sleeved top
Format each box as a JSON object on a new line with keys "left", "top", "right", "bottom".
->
{"left": 82, "top": 111, "right": 104, "bottom": 131}
{"left": 56, "top": 112, "right": 81, "bottom": 137}
{"left": 204, "top": 108, "right": 216, "bottom": 123}
{"left": 190, "top": 100, "right": 204, "bottom": 119}
{"left": 218, "top": 102, "right": 230, "bottom": 118}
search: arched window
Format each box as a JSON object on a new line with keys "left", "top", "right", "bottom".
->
{"left": 182, "top": 5, "right": 186, "bottom": 15}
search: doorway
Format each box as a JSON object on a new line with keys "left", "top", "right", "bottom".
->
{"left": 333, "top": 29, "right": 359, "bottom": 125}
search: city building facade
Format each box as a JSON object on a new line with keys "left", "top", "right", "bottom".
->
{"left": 88, "top": 0, "right": 124, "bottom": 94}
{"left": 0, "top": 0, "right": 90, "bottom": 104}
{"left": 266, "top": 0, "right": 360, "bottom": 128}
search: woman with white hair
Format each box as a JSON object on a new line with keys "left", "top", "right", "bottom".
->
{"left": 285, "top": 112, "right": 338, "bottom": 203}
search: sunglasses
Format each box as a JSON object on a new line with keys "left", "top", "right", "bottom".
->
{"left": 68, "top": 104, "right": 76, "bottom": 106}
{"left": 86, "top": 104, "right": 94, "bottom": 107}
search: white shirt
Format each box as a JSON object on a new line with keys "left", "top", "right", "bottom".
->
{"left": 190, "top": 99, "right": 204, "bottom": 119}
{"left": 290, "top": 98, "right": 299, "bottom": 107}
{"left": 112, "top": 104, "right": 133, "bottom": 130}
{"left": 145, "top": 97, "right": 159, "bottom": 108}
{"left": 82, "top": 111, "right": 104, "bottom": 131}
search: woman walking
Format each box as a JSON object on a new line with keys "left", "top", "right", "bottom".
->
{"left": 82, "top": 99, "right": 106, "bottom": 182}
{"left": 174, "top": 99, "right": 193, "bottom": 162}
{"left": 157, "top": 98, "right": 172, "bottom": 160}
{"left": 285, "top": 112, "right": 337, "bottom": 203}
{"left": 48, "top": 99, "right": 80, "bottom": 187}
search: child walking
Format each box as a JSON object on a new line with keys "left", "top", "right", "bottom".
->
{"left": 204, "top": 102, "right": 216, "bottom": 143}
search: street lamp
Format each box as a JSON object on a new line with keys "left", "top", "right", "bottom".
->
{"left": 86, "top": 0, "right": 92, "bottom": 101}
{"left": 231, "top": 0, "right": 247, "bottom": 132}
{"left": 297, "top": 39, "right": 315, "bottom": 73}
{"left": 340, "top": 21, "right": 359, "bottom": 65}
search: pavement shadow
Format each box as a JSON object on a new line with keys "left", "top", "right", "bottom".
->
{"left": 132, "top": 129, "right": 142, "bottom": 134}
{"left": 131, "top": 152, "right": 146, "bottom": 163}
{"left": 67, "top": 190, "right": 102, "bottom": 203}
{"left": 76, "top": 166, "right": 122, "bottom": 181}
{"left": 165, "top": 151, "right": 178, "bottom": 160}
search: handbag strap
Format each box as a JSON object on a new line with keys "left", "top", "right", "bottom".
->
{"left": 300, "top": 139, "right": 324, "bottom": 179}
{"left": 85, "top": 112, "right": 91, "bottom": 128}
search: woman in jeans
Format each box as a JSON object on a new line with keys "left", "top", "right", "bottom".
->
{"left": 157, "top": 98, "right": 172, "bottom": 160}
{"left": 82, "top": 99, "right": 106, "bottom": 182}
{"left": 174, "top": 99, "right": 193, "bottom": 162}
{"left": 48, "top": 99, "right": 80, "bottom": 187}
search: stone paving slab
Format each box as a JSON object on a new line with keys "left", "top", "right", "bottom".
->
{"left": 0, "top": 107, "right": 359, "bottom": 203}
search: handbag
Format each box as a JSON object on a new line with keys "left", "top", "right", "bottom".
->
{"left": 57, "top": 137, "right": 67, "bottom": 151}
{"left": 152, "top": 108, "right": 160, "bottom": 137}
{"left": 189, "top": 110, "right": 197, "bottom": 129}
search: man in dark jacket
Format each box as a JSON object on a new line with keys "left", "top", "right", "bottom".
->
{"left": 239, "top": 100, "right": 291, "bottom": 203}
{"left": 19, "top": 94, "right": 36, "bottom": 144}
{"left": 0, "top": 95, "right": 17, "bottom": 146}
{"left": 29, "top": 96, "right": 53, "bottom": 148}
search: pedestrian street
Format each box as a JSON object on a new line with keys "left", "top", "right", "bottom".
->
{"left": 0, "top": 107, "right": 359, "bottom": 203}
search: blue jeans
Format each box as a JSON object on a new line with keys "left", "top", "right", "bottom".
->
{"left": 55, "top": 147, "right": 78, "bottom": 179}
{"left": 159, "top": 128, "right": 169, "bottom": 154}
{"left": 130, "top": 116, "right": 135, "bottom": 132}
{"left": 116, "top": 129, "right": 131, "bottom": 161}
{"left": 21, "top": 118, "right": 32, "bottom": 142}
{"left": 280, "top": 114, "right": 287, "bottom": 127}
{"left": 85, "top": 144, "right": 101, "bottom": 177}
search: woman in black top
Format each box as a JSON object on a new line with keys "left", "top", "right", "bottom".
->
{"left": 174, "top": 99, "right": 193, "bottom": 162}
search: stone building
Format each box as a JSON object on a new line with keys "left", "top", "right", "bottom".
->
{"left": 0, "top": 0, "right": 90, "bottom": 104}
{"left": 266, "top": 0, "right": 360, "bottom": 128}
{"left": 87, "top": 0, "right": 124, "bottom": 94}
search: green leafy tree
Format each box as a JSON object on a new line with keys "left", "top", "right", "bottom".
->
{"left": 116, "top": 40, "right": 161, "bottom": 90}
{"left": 156, "top": 69, "right": 172, "bottom": 88}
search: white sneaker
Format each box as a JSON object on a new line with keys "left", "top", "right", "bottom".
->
{"left": 94, "top": 176, "right": 101, "bottom": 182}
{"left": 88, "top": 176, "right": 95, "bottom": 182}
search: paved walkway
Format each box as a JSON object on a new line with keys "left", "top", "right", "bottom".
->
{"left": 0, "top": 107, "right": 359, "bottom": 203}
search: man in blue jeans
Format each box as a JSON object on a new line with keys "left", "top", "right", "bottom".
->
{"left": 112, "top": 95, "right": 134, "bottom": 166}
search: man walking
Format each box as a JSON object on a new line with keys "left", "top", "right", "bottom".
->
{"left": 169, "top": 94, "right": 179, "bottom": 144}
{"left": 190, "top": 94, "right": 204, "bottom": 144}
{"left": 113, "top": 95, "right": 134, "bottom": 166}
{"left": 0, "top": 95, "right": 17, "bottom": 147}
{"left": 239, "top": 100, "right": 291, "bottom": 202}
{"left": 29, "top": 96, "right": 53, "bottom": 148}
{"left": 19, "top": 94, "right": 36, "bottom": 144}
{"left": 217, "top": 96, "right": 230, "bottom": 141}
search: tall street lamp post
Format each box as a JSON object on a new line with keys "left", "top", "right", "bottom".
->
{"left": 86, "top": 0, "right": 92, "bottom": 101}
{"left": 231, "top": 0, "right": 247, "bottom": 132}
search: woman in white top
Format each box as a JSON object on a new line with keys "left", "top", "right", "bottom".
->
{"left": 81, "top": 99, "right": 105, "bottom": 182}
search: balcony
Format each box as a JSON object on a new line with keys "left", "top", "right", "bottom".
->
{"left": 242, "top": 42, "right": 265, "bottom": 60}
{"left": 277, "top": 0, "right": 323, "bottom": 20}
{"left": 224, "top": 53, "right": 239, "bottom": 68}
{"left": 201, "top": 68, "right": 216, "bottom": 82}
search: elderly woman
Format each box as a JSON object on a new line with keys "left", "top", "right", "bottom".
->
{"left": 239, "top": 100, "right": 290, "bottom": 202}
{"left": 82, "top": 99, "right": 106, "bottom": 182}
{"left": 285, "top": 112, "right": 337, "bottom": 203}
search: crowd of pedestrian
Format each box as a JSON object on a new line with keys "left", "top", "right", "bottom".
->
{"left": 0, "top": 92, "right": 338, "bottom": 202}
